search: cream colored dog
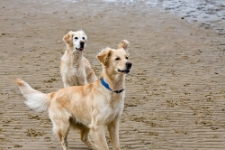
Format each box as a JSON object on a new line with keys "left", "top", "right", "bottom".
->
{"left": 61, "top": 30, "right": 97, "bottom": 87}
{"left": 15, "top": 40, "right": 132, "bottom": 150}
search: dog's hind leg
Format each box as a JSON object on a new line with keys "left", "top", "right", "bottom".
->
{"left": 50, "top": 111, "right": 70, "bottom": 150}
{"left": 53, "top": 120, "right": 70, "bottom": 150}
{"left": 58, "top": 131, "right": 68, "bottom": 150}
{"left": 55, "top": 122, "right": 70, "bottom": 150}
{"left": 80, "top": 126, "right": 98, "bottom": 150}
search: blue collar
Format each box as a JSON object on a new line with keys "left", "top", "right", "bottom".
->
{"left": 100, "top": 78, "right": 124, "bottom": 93}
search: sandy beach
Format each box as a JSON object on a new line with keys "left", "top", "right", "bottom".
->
{"left": 1, "top": 0, "right": 225, "bottom": 149}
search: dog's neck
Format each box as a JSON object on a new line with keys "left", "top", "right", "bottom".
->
{"left": 65, "top": 46, "right": 83, "bottom": 68}
{"left": 101, "top": 70, "right": 125, "bottom": 92}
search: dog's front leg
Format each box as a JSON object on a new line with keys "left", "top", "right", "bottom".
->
{"left": 91, "top": 125, "right": 109, "bottom": 150}
{"left": 107, "top": 119, "right": 121, "bottom": 150}
{"left": 80, "top": 127, "right": 98, "bottom": 150}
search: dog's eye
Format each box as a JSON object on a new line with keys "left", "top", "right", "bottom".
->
{"left": 74, "top": 37, "right": 78, "bottom": 40}
{"left": 125, "top": 56, "right": 129, "bottom": 60}
{"left": 115, "top": 57, "right": 120, "bottom": 61}
{"left": 82, "top": 37, "right": 85, "bottom": 40}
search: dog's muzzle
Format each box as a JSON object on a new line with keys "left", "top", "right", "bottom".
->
{"left": 76, "top": 41, "right": 85, "bottom": 51}
{"left": 118, "top": 62, "right": 132, "bottom": 74}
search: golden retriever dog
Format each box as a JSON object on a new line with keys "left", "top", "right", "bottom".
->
{"left": 61, "top": 30, "right": 97, "bottom": 87}
{"left": 15, "top": 40, "right": 132, "bottom": 150}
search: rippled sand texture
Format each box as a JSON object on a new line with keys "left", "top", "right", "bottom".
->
{"left": 1, "top": 0, "right": 225, "bottom": 149}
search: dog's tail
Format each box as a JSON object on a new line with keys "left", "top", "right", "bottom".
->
{"left": 15, "top": 78, "right": 52, "bottom": 112}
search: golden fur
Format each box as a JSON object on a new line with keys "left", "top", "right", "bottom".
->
{"left": 15, "top": 40, "right": 132, "bottom": 150}
{"left": 60, "top": 30, "right": 97, "bottom": 87}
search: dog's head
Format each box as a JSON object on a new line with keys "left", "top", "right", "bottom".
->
{"left": 63, "top": 30, "right": 87, "bottom": 51}
{"left": 97, "top": 40, "right": 132, "bottom": 75}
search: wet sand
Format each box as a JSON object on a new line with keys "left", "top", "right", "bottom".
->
{"left": 1, "top": 0, "right": 225, "bottom": 149}
{"left": 148, "top": 0, "right": 225, "bottom": 35}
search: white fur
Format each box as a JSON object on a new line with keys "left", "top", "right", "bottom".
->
{"left": 16, "top": 79, "right": 50, "bottom": 112}
{"left": 60, "top": 30, "right": 97, "bottom": 87}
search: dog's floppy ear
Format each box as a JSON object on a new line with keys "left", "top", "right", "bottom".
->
{"left": 97, "top": 48, "right": 112, "bottom": 66}
{"left": 118, "top": 40, "right": 129, "bottom": 52}
{"left": 63, "top": 31, "right": 73, "bottom": 47}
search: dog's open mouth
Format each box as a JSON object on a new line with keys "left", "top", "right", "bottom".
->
{"left": 118, "top": 69, "right": 130, "bottom": 74}
{"left": 76, "top": 47, "right": 84, "bottom": 51}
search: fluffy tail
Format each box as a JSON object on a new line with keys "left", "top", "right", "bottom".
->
{"left": 15, "top": 78, "right": 52, "bottom": 112}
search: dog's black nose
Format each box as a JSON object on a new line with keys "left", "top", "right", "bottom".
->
{"left": 126, "top": 62, "right": 132, "bottom": 69}
{"left": 80, "top": 41, "right": 85, "bottom": 48}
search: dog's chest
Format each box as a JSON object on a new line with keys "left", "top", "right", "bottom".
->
{"left": 71, "top": 68, "right": 86, "bottom": 83}
{"left": 104, "top": 93, "right": 125, "bottom": 122}
{"left": 64, "top": 64, "right": 86, "bottom": 84}
{"left": 112, "top": 93, "right": 124, "bottom": 109}
{"left": 70, "top": 66, "right": 84, "bottom": 76}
